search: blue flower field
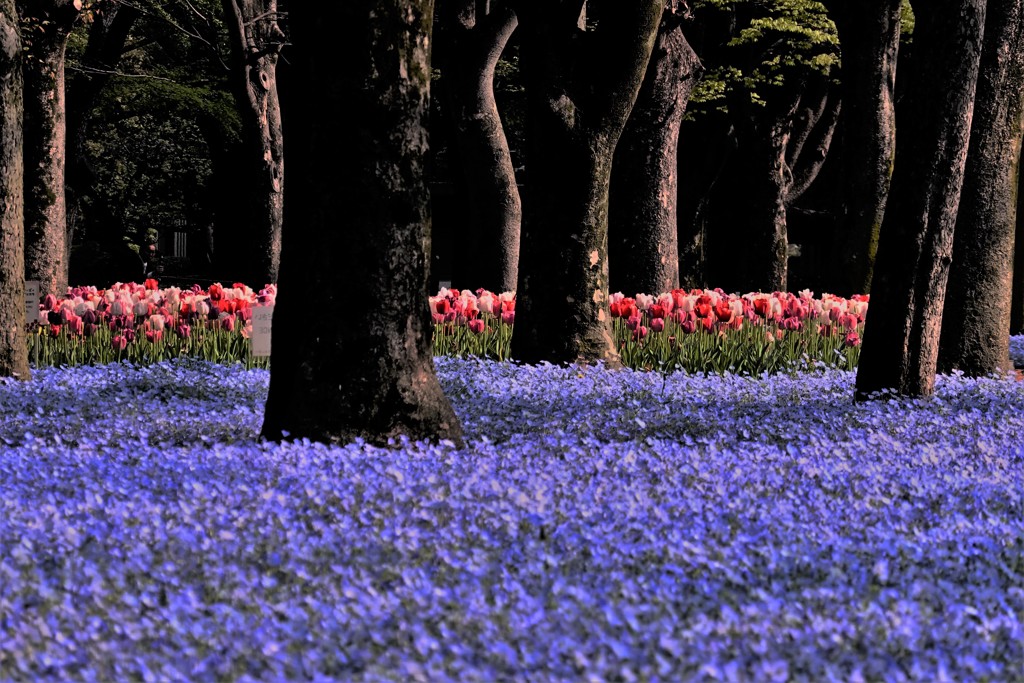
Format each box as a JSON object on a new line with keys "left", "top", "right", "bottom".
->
{"left": 1, "top": 339, "right": 1023, "bottom": 681}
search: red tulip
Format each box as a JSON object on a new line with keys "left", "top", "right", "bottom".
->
{"left": 844, "top": 331, "right": 861, "bottom": 347}
{"left": 713, "top": 301, "right": 732, "bottom": 324}
{"left": 208, "top": 283, "right": 224, "bottom": 301}
{"left": 112, "top": 335, "right": 128, "bottom": 351}
{"left": 144, "top": 278, "right": 159, "bottom": 291}
{"left": 649, "top": 304, "right": 667, "bottom": 319}
{"left": 468, "top": 318, "right": 486, "bottom": 334}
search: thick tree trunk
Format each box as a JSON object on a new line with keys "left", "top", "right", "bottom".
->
{"left": 511, "top": 0, "right": 663, "bottom": 365}
{"left": 262, "top": 0, "right": 463, "bottom": 447}
{"left": 609, "top": 8, "right": 701, "bottom": 297}
{"left": 443, "top": 0, "right": 521, "bottom": 294}
{"left": 825, "top": 0, "right": 901, "bottom": 298}
{"left": 938, "top": 0, "right": 1024, "bottom": 376}
{"left": 0, "top": 2, "right": 30, "bottom": 379}
{"left": 222, "top": 0, "right": 284, "bottom": 287}
{"left": 855, "top": 0, "right": 986, "bottom": 400}
{"left": 18, "top": 0, "right": 80, "bottom": 297}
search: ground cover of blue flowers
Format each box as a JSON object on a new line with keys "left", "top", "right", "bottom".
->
{"left": 1, "top": 341, "right": 1024, "bottom": 682}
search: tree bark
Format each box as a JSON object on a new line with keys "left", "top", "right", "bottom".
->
{"left": 721, "top": 76, "right": 839, "bottom": 294}
{"left": 221, "top": 0, "right": 284, "bottom": 287}
{"left": 17, "top": 0, "right": 80, "bottom": 297}
{"left": 0, "top": 1, "right": 30, "bottom": 380}
{"left": 441, "top": 0, "right": 521, "bottom": 294}
{"left": 262, "top": 0, "right": 464, "bottom": 447}
{"left": 824, "top": 0, "right": 901, "bottom": 298}
{"left": 609, "top": 5, "right": 701, "bottom": 297}
{"left": 510, "top": 0, "right": 663, "bottom": 365}
{"left": 937, "top": 0, "right": 1024, "bottom": 376}
{"left": 65, "top": 1, "right": 138, "bottom": 249}
{"left": 855, "top": 0, "right": 986, "bottom": 400}
{"left": 1013, "top": 148, "right": 1024, "bottom": 336}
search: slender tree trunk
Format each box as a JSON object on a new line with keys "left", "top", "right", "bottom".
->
{"left": 511, "top": 0, "right": 663, "bottom": 365}
{"left": 609, "top": 6, "right": 701, "bottom": 297}
{"left": 65, "top": 2, "right": 138, "bottom": 249}
{"left": 17, "top": 0, "right": 80, "bottom": 297}
{"left": 937, "top": 0, "right": 1024, "bottom": 376}
{"left": 262, "top": 0, "right": 463, "bottom": 447}
{"left": 1013, "top": 148, "right": 1024, "bottom": 336}
{"left": 443, "top": 0, "right": 521, "bottom": 294}
{"left": 855, "top": 0, "right": 986, "bottom": 400}
{"left": 222, "top": 0, "right": 284, "bottom": 287}
{"left": 825, "top": 0, "right": 901, "bottom": 298}
{"left": 0, "top": 1, "right": 30, "bottom": 379}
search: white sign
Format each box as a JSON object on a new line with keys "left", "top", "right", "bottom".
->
{"left": 251, "top": 306, "right": 274, "bottom": 357}
{"left": 24, "top": 281, "right": 40, "bottom": 325}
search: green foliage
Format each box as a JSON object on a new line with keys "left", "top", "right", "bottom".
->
{"left": 689, "top": 0, "right": 839, "bottom": 116}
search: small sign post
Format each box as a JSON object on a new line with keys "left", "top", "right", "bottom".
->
{"left": 251, "top": 305, "right": 274, "bottom": 357}
{"left": 24, "top": 281, "right": 40, "bottom": 325}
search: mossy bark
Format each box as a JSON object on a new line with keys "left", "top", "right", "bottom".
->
{"left": 262, "top": 0, "right": 463, "bottom": 447}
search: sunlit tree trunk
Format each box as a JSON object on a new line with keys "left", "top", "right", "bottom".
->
{"left": 609, "top": 3, "right": 701, "bottom": 297}
{"left": 17, "top": 0, "right": 81, "bottom": 297}
{"left": 937, "top": 0, "right": 1024, "bottom": 376}
{"left": 856, "top": 0, "right": 986, "bottom": 400}
{"left": 0, "top": 1, "right": 30, "bottom": 380}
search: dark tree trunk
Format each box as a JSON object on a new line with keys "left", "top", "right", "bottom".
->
{"left": 65, "top": 2, "right": 138, "bottom": 248}
{"left": 221, "top": 0, "right": 284, "bottom": 287}
{"left": 262, "top": 0, "right": 464, "bottom": 447}
{"left": 723, "top": 76, "right": 840, "bottom": 293}
{"left": 855, "top": 0, "right": 986, "bottom": 400}
{"left": 17, "top": 0, "right": 80, "bottom": 297}
{"left": 938, "top": 0, "right": 1024, "bottom": 376}
{"left": 441, "top": 0, "right": 521, "bottom": 294}
{"left": 609, "top": 5, "right": 701, "bottom": 297}
{"left": 824, "top": 0, "right": 901, "bottom": 298}
{"left": 1013, "top": 149, "right": 1024, "bottom": 336}
{"left": 511, "top": 0, "right": 663, "bottom": 365}
{"left": 0, "top": 1, "right": 30, "bottom": 380}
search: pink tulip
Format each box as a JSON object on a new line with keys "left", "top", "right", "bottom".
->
{"left": 468, "top": 319, "right": 486, "bottom": 334}
{"left": 111, "top": 335, "right": 128, "bottom": 351}
{"left": 501, "top": 311, "right": 515, "bottom": 326}
{"left": 650, "top": 318, "right": 665, "bottom": 333}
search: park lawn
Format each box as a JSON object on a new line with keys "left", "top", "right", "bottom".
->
{"left": 0, "top": 347, "right": 1023, "bottom": 682}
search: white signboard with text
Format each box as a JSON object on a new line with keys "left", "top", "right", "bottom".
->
{"left": 251, "top": 306, "right": 274, "bottom": 357}
{"left": 24, "top": 281, "right": 40, "bottom": 325}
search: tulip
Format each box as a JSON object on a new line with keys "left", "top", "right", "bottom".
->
{"left": 650, "top": 318, "right": 665, "bottom": 333}
{"left": 632, "top": 325, "right": 648, "bottom": 341}
{"left": 649, "top": 304, "right": 667, "bottom": 320}
{"left": 112, "top": 335, "right": 128, "bottom": 351}
{"left": 146, "top": 330, "right": 163, "bottom": 343}
{"left": 501, "top": 311, "right": 515, "bottom": 326}
{"left": 713, "top": 301, "right": 732, "bottom": 324}
{"left": 468, "top": 319, "right": 486, "bottom": 334}
{"left": 844, "top": 331, "right": 861, "bottom": 347}
{"left": 144, "top": 278, "right": 159, "bottom": 291}
{"left": 208, "top": 283, "right": 224, "bottom": 301}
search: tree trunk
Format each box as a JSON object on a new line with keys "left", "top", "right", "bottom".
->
{"left": 825, "top": 0, "right": 901, "bottom": 298}
{"left": 442, "top": 0, "right": 521, "bottom": 294}
{"left": 222, "top": 0, "right": 284, "bottom": 287}
{"left": 65, "top": 2, "right": 138, "bottom": 249}
{"left": 511, "top": 0, "right": 663, "bottom": 365}
{"left": 0, "top": 2, "right": 30, "bottom": 380}
{"left": 609, "top": 7, "right": 701, "bottom": 297}
{"left": 855, "top": 0, "right": 986, "bottom": 400}
{"left": 1013, "top": 148, "right": 1024, "bottom": 336}
{"left": 262, "top": 0, "right": 464, "bottom": 447}
{"left": 937, "top": 0, "right": 1024, "bottom": 376}
{"left": 17, "top": 0, "right": 80, "bottom": 297}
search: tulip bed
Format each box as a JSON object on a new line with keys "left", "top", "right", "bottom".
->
{"left": 1, "top": 353, "right": 1023, "bottom": 681}
{"left": 31, "top": 282, "right": 870, "bottom": 374}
